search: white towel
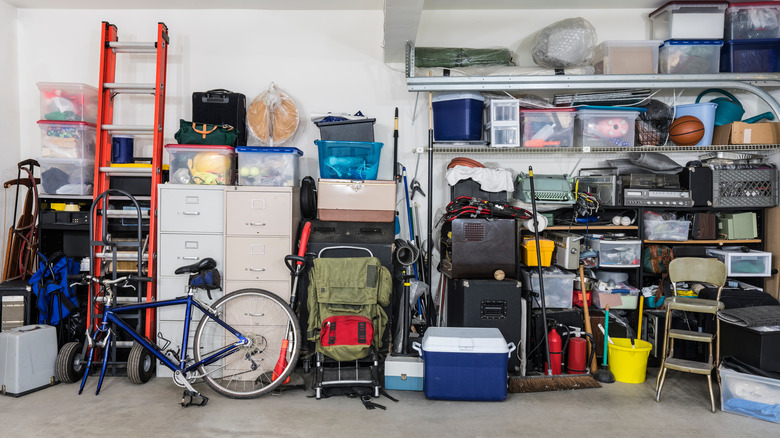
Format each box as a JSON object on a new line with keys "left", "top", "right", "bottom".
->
{"left": 446, "top": 166, "right": 514, "bottom": 193}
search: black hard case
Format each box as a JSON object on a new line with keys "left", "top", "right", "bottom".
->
{"left": 447, "top": 278, "right": 524, "bottom": 371}
{"left": 679, "top": 165, "right": 713, "bottom": 207}
{"left": 721, "top": 321, "right": 780, "bottom": 372}
{"left": 449, "top": 218, "right": 517, "bottom": 279}
{"left": 192, "top": 89, "right": 247, "bottom": 146}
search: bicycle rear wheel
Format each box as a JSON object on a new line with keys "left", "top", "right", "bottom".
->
{"left": 193, "top": 288, "right": 300, "bottom": 398}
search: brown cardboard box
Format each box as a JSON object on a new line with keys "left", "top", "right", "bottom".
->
{"left": 712, "top": 121, "right": 780, "bottom": 145}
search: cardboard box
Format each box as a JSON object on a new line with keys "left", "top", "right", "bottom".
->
{"left": 713, "top": 122, "right": 780, "bottom": 145}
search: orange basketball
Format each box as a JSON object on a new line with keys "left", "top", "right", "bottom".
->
{"left": 669, "top": 115, "right": 705, "bottom": 146}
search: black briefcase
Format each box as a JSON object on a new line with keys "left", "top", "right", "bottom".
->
{"left": 192, "top": 89, "right": 247, "bottom": 146}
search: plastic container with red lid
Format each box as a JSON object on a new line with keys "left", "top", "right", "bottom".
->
{"left": 726, "top": 2, "right": 780, "bottom": 40}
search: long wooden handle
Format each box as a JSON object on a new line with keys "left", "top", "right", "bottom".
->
{"left": 579, "top": 265, "right": 598, "bottom": 374}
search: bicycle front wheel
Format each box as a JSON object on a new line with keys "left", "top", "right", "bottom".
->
{"left": 193, "top": 288, "right": 301, "bottom": 398}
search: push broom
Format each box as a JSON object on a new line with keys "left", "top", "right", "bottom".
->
{"left": 509, "top": 167, "right": 600, "bottom": 393}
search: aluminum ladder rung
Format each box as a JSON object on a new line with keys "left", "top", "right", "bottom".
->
{"left": 104, "top": 83, "right": 156, "bottom": 94}
{"left": 108, "top": 41, "right": 157, "bottom": 53}
{"left": 101, "top": 125, "right": 155, "bottom": 135}
{"left": 105, "top": 209, "right": 150, "bottom": 219}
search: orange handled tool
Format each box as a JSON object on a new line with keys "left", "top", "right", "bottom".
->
{"left": 272, "top": 339, "right": 290, "bottom": 383}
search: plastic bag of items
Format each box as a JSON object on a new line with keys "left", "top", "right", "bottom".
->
{"left": 636, "top": 99, "right": 673, "bottom": 146}
{"left": 247, "top": 82, "right": 300, "bottom": 146}
{"left": 531, "top": 18, "right": 598, "bottom": 69}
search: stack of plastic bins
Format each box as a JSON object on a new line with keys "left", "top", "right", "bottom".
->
{"left": 722, "top": 2, "right": 780, "bottom": 73}
{"left": 650, "top": 2, "right": 728, "bottom": 74}
{"left": 36, "top": 83, "right": 99, "bottom": 196}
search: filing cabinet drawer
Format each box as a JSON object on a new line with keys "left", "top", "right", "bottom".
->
{"left": 224, "top": 280, "right": 291, "bottom": 302}
{"left": 159, "top": 186, "right": 224, "bottom": 233}
{"left": 226, "top": 190, "right": 292, "bottom": 236}
{"left": 158, "top": 233, "right": 224, "bottom": 277}
{"left": 224, "top": 236, "right": 290, "bottom": 281}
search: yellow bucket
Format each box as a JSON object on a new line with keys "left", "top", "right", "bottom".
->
{"left": 607, "top": 338, "right": 652, "bottom": 384}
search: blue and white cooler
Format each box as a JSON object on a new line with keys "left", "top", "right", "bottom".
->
{"left": 414, "top": 327, "right": 515, "bottom": 401}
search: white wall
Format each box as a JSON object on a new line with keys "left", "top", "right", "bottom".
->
{"left": 8, "top": 7, "right": 780, "bottom": 267}
{"left": 0, "top": 0, "right": 20, "bottom": 265}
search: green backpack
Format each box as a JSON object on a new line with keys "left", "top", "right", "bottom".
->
{"left": 307, "top": 257, "right": 391, "bottom": 362}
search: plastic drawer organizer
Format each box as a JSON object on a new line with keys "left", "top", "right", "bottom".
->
{"left": 706, "top": 247, "right": 772, "bottom": 277}
{"left": 485, "top": 98, "right": 520, "bottom": 147}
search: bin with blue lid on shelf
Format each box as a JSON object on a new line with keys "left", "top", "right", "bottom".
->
{"left": 236, "top": 146, "right": 302, "bottom": 186}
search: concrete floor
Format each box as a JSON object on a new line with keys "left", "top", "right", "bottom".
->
{"left": 1, "top": 366, "right": 776, "bottom": 437}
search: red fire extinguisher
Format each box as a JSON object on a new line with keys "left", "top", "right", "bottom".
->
{"left": 547, "top": 327, "right": 563, "bottom": 375}
{"left": 567, "top": 336, "right": 588, "bottom": 374}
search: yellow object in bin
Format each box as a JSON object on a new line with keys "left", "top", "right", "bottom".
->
{"left": 521, "top": 238, "right": 554, "bottom": 267}
{"left": 49, "top": 203, "right": 66, "bottom": 211}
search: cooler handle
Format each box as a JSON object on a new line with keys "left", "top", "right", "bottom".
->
{"left": 412, "top": 342, "right": 422, "bottom": 357}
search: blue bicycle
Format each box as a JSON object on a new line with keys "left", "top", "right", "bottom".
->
{"left": 55, "top": 258, "right": 301, "bottom": 406}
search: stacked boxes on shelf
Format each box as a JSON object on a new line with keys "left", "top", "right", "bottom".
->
{"left": 650, "top": 2, "right": 727, "bottom": 74}
{"left": 36, "top": 82, "right": 98, "bottom": 195}
{"left": 722, "top": 2, "right": 780, "bottom": 73}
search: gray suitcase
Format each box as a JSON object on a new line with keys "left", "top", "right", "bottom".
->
{"left": 0, "top": 324, "right": 58, "bottom": 396}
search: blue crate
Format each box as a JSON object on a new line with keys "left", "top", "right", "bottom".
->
{"left": 315, "top": 140, "right": 383, "bottom": 180}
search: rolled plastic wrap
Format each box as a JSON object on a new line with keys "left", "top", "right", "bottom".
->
{"left": 531, "top": 17, "right": 598, "bottom": 69}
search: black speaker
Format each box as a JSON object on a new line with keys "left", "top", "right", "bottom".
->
{"left": 447, "top": 278, "right": 524, "bottom": 371}
{"left": 449, "top": 218, "right": 517, "bottom": 279}
{"left": 680, "top": 165, "right": 713, "bottom": 207}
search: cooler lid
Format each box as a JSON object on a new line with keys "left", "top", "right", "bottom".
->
{"left": 432, "top": 91, "right": 485, "bottom": 103}
{"left": 235, "top": 146, "right": 303, "bottom": 155}
{"left": 37, "top": 120, "right": 97, "bottom": 128}
{"left": 421, "top": 327, "right": 509, "bottom": 354}
{"left": 649, "top": 1, "right": 728, "bottom": 18}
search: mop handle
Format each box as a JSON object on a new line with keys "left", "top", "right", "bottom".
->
{"left": 637, "top": 294, "right": 644, "bottom": 341}
{"left": 603, "top": 305, "right": 610, "bottom": 367}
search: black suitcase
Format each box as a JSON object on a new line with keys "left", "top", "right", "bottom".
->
{"left": 192, "top": 89, "right": 247, "bottom": 146}
{"left": 447, "top": 278, "right": 524, "bottom": 371}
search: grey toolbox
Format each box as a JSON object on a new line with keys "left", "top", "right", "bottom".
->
{"left": 0, "top": 324, "right": 58, "bottom": 396}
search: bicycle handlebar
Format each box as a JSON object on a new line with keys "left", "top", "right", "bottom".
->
{"left": 68, "top": 273, "right": 153, "bottom": 286}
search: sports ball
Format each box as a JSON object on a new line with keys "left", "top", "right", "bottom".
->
{"left": 669, "top": 115, "right": 705, "bottom": 146}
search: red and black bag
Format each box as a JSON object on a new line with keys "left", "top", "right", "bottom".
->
{"left": 320, "top": 315, "right": 374, "bottom": 348}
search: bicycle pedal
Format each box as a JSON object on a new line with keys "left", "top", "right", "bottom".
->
{"left": 180, "top": 390, "right": 209, "bottom": 407}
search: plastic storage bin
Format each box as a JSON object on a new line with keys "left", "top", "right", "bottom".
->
{"left": 485, "top": 99, "right": 520, "bottom": 147}
{"left": 674, "top": 102, "right": 718, "bottom": 146}
{"left": 235, "top": 146, "right": 302, "bottom": 186}
{"left": 522, "top": 269, "right": 575, "bottom": 308}
{"left": 659, "top": 40, "right": 723, "bottom": 74}
{"left": 432, "top": 92, "right": 484, "bottom": 141}
{"left": 592, "top": 285, "right": 640, "bottom": 310}
{"left": 39, "top": 158, "right": 94, "bottom": 195}
{"left": 705, "top": 247, "right": 772, "bottom": 277}
{"left": 726, "top": 2, "right": 780, "bottom": 40}
{"left": 37, "top": 82, "right": 99, "bottom": 124}
{"left": 165, "top": 144, "right": 236, "bottom": 185}
{"left": 315, "top": 140, "right": 383, "bottom": 180}
{"left": 576, "top": 107, "right": 642, "bottom": 147}
{"left": 721, "top": 38, "right": 780, "bottom": 73}
{"left": 644, "top": 220, "right": 691, "bottom": 241}
{"left": 37, "top": 120, "right": 96, "bottom": 159}
{"left": 592, "top": 40, "right": 662, "bottom": 74}
{"left": 587, "top": 236, "right": 641, "bottom": 267}
{"left": 415, "top": 327, "right": 514, "bottom": 401}
{"left": 720, "top": 364, "right": 780, "bottom": 424}
{"left": 649, "top": 1, "right": 728, "bottom": 40}
{"left": 315, "top": 118, "right": 376, "bottom": 142}
{"left": 520, "top": 108, "right": 576, "bottom": 147}
{"left": 520, "top": 237, "right": 554, "bottom": 267}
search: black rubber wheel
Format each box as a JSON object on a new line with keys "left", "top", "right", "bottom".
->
{"left": 127, "top": 342, "right": 155, "bottom": 384}
{"left": 56, "top": 342, "right": 85, "bottom": 383}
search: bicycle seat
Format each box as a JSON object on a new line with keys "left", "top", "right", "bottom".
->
{"left": 175, "top": 258, "right": 216, "bottom": 275}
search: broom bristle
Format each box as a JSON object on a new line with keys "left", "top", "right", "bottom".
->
{"left": 508, "top": 374, "right": 601, "bottom": 393}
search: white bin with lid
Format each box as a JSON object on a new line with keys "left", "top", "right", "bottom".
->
{"left": 649, "top": 1, "right": 729, "bottom": 40}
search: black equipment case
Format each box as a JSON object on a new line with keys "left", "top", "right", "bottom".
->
{"left": 679, "top": 165, "right": 713, "bottom": 207}
{"left": 192, "top": 89, "right": 247, "bottom": 146}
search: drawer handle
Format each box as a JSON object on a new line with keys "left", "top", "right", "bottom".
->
{"left": 182, "top": 256, "right": 200, "bottom": 260}
{"left": 182, "top": 211, "right": 201, "bottom": 216}
{"left": 248, "top": 267, "right": 266, "bottom": 272}
{"left": 248, "top": 222, "right": 267, "bottom": 226}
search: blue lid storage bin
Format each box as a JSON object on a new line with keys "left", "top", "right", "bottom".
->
{"left": 235, "top": 146, "right": 302, "bottom": 186}
{"left": 659, "top": 39, "right": 723, "bottom": 73}
{"left": 721, "top": 38, "right": 780, "bottom": 72}
{"left": 315, "top": 140, "right": 383, "bottom": 180}
{"left": 432, "top": 92, "right": 484, "bottom": 142}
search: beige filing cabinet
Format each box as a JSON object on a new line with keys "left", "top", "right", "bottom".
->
{"left": 224, "top": 186, "right": 300, "bottom": 302}
{"left": 156, "top": 184, "right": 225, "bottom": 378}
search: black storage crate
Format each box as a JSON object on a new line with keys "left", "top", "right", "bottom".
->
{"left": 316, "top": 118, "right": 376, "bottom": 142}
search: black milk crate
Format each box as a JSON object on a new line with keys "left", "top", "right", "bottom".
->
{"left": 711, "top": 167, "right": 779, "bottom": 207}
